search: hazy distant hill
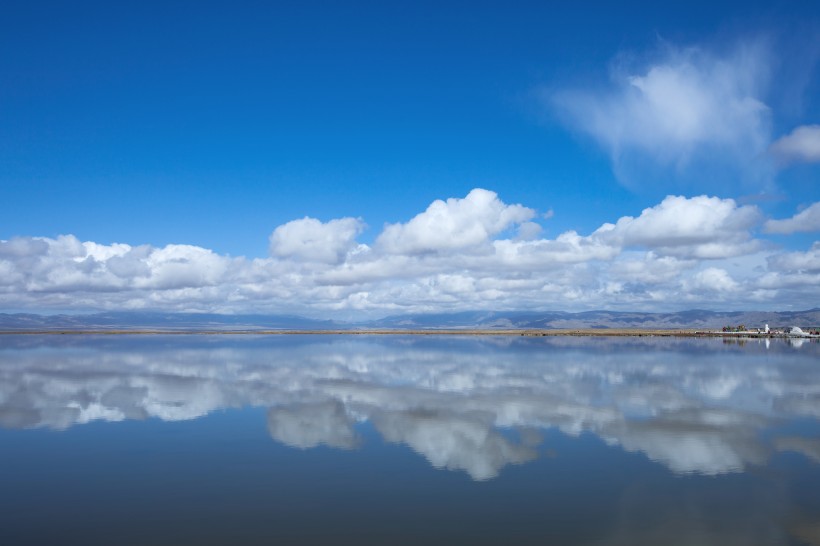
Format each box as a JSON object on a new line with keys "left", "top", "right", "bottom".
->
{"left": 0, "top": 312, "right": 339, "bottom": 331}
{"left": 369, "top": 309, "right": 820, "bottom": 330}
{"left": 0, "top": 309, "right": 819, "bottom": 331}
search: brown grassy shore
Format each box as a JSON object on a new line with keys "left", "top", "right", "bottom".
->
{"left": 0, "top": 328, "right": 703, "bottom": 336}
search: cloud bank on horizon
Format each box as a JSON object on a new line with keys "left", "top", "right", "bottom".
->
{"left": 2, "top": 188, "right": 818, "bottom": 316}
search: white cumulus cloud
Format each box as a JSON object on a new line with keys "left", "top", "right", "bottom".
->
{"left": 269, "top": 216, "right": 365, "bottom": 264}
{"left": 770, "top": 125, "right": 820, "bottom": 164}
{"left": 1, "top": 188, "right": 816, "bottom": 314}
{"left": 685, "top": 267, "right": 740, "bottom": 294}
{"left": 376, "top": 188, "right": 534, "bottom": 255}
{"left": 764, "top": 202, "right": 820, "bottom": 234}
{"left": 593, "top": 195, "right": 761, "bottom": 259}
{"left": 767, "top": 243, "right": 820, "bottom": 273}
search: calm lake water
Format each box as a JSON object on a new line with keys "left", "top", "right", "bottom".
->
{"left": 1, "top": 334, "right": 819, "bottom": 545}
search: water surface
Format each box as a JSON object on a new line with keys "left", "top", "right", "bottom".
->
{"left": 1, "top": 335, "right": 819, "bottom": 545}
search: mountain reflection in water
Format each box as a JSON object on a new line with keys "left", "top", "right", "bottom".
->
{"left": 1, "top": 335, "right": 818, "bottom": 481}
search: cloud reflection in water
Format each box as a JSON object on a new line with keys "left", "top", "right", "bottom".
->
{"left": 0, "top": 335, "right": 818, "bottom": 480}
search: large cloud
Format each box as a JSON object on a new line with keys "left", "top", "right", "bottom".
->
{"left": 553, "top": 41, "right": 772, "bottom": 188}
{"left": 593, "top": 195, "right": 761, "bottom": 259}
{"left": 0, "top": 189, "right": 816, "bottom": 314}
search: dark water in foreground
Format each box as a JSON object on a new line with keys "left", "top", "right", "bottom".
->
{"left": 0, "top": 334, "right": 819, "bottom": 545}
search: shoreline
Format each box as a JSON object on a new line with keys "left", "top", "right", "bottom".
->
{"left": 0, "top": 328, "right": 814, "bottom": 338}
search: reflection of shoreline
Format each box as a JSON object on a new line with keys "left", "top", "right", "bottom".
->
{"left": 2, "top": 329, "right": 819, "bottom": 346}
{"left": 0, "top": 328, "right": 785, "bottom": 336}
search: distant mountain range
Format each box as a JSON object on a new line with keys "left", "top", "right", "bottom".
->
{"left": 1, "top": 309, "right": 819, "bottom": 331}
{"left": 370, "top": 309, "right": 820, "bottom": 330}
{"left": 0, "top": 312, "right": 339, "bottom": 331}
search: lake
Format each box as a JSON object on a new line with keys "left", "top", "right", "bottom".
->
{"left": 1, "top": 334, "right": 819, "bottom": 545}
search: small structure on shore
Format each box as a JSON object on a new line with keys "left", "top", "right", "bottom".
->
{"left": 705, "top": 324, "right": 820, "bottom": 339}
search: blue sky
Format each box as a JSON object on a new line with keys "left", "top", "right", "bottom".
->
{"left": 2, "top": 1, "right": 820, "bottom": 316}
